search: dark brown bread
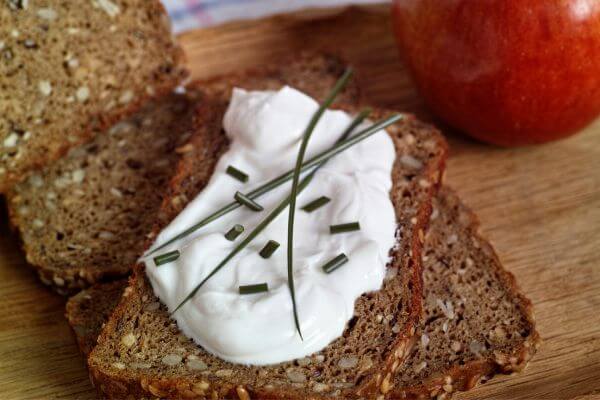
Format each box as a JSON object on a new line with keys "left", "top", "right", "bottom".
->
{"left": 389, "top": 188, "right": 539, "bottom": 399}
{"left": 0, "top": 0, "right": 187, "bottom": 191}
{"left": 6, "top": 53, "right": 358, "bottom": 294}
{"left": 66, "top": 189, "right": 538, "bottom": 399}
{"left": 66, "top": 280, "right": 128, "bottom": 356}
{"left": 6, "top": 92, "right": 200, "bottom": 294}
{"left": 85, "top": 96, "right": 447, "bottom": 398}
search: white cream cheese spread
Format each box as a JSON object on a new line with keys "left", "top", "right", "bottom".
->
{"left": 141, "top": 86, "right": 397, "bottom": 365}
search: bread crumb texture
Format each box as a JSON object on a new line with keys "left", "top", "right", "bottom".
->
{"left": 7, "top": 92, "right": 198, "bottom": 294}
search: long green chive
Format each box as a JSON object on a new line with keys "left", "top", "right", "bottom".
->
{"left": 259, "top": 240, "right": 280, "bottom": 259}
{"left": 287, "top": 67, "right": 354, "bottom": 340}
{"left": 322, "top": 253, "right": 349, "bottom": 274}
{"left": 170, "top": 103, "right": 371, "bottom": 315}
{"left": 153, "top": 250, "right": 180, "bottom": 266}
{"left": 225, "top": 224, "right": 244, "bottom": 241}
{"left": 330, "top": 222, "right": 361, "bottom": 234}
{"left": 147, "top": 110, "right": 401, "bottom": 256}
{"left": 301, "top": 196, "right": 331, "bottom": 212}
{"left": 234, "top": 191, "right": 264, "bottom": 211}
{"left": 226, "top": 165, "right": 248, "bottom": 183}
{"left": 239, "top": 283, "right": 269, "bottom": 295}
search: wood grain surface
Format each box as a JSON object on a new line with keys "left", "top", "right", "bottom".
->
{"left": 1, "top": 4, "right": 599, "bottom": 399}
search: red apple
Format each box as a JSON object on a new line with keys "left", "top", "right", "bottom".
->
{"left": 392, "top": 0, "right": 600, "bottom": 146}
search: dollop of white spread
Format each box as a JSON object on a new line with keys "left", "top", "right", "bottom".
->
{"left": 142, "top": 86, "right": 397, "bottom": 365}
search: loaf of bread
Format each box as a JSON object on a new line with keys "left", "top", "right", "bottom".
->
{"left": 0, "top": 0, "right": 187, "bottom": 191}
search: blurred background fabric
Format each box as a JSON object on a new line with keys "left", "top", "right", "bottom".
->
{"left": 162, "top": 0, "right": 387, "bottom": 33}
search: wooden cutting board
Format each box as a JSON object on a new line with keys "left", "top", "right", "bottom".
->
{"left": 1, "top": 4, "right": 599, "bottom": 399}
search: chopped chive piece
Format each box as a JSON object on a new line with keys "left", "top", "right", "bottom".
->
{"left": 225, "top": 224, "right": 244, "bottom": 241}
{"left": 147, "top": 110, "right": 403, "bottom": 256}
{"left": 259, "top": 240, "right": 280, "bottom": 259}
{"left": 226, "top": 165, "right": 248, "bottom": 183}
{"left": 330, "top": 222, "right": 361, "bottom": 234}
{"left": 239, "top": 283, "right": 269, "bottom": 295}
{"left": 301, "top": 196, "right": 331, "bottom": 212}
{"left": 234, "top": 191, "right": 264, "bottom": 211}
{"left": 322, "top": 253, "right": 349, "bottom": 274}
{"left": 153, "top": 250, "right": 180, "bottom": 266}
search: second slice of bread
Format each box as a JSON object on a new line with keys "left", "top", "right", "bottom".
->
{"left": 7, "top": 92, "right": 200, "bottom": 294}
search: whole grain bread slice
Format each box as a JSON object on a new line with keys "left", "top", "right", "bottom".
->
{"left": 6, "top": 92, "right": 201, "bottom": 294}
{"left": 67, "top": 188, "right": 538, "bottom": 399}
{"left": 6, "top": 53, "right": 361, "bottom": 294}
{"left": 0, "top": 0, "right": 187, "bottom": 191}
{"left": 390, "top": 188, "right": 539, "bottom": 399}
{"left": 85, "top": 96, "right": 447, "bottom": 398}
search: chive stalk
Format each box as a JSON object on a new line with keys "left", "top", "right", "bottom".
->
{"left": 330, "top": 222, "right": 361, "bottom": 234}
{"left": 322, "top": 253, "right": 349, "bottom": 274}
{"left": 147, "top": 110, "right": 401, "bottom": 256}
{"left": 226, "top": 165, "right": 249, "bottom": 183}
{"left": 287, "top": 68, "right": 354, "bottom": 340}
{"left": 301, "top": 196, "right": 331, "bottom": 212}
{"left": 225, "top": 224, "right": 244, "bottom": 241}
{"left": 239, "top": 283, "right": 269, "bottom": 295}
{"left": 153, "top": 250, "right": 180, "bottom": 266}
{"left": 259, "top": 240, "right": 280, "bottom": 258}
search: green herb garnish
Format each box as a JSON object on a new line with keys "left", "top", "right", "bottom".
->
{"left": 153, "top": 250, "right": 180, "bottom": 266}
{"left": 301, "top": 196, "right": 331, "bottom": 212}
{"left": 170, "top": 173, "right": 314, "bottom": 315}
{"left": 226, "top": 165, "right": 249, "bottom": 183}
{"left": 169, "top": 104, "right": 375, "bottom": 315}
{"left": 259, "top": 240, "right": 280, "bottom": 259}
{"left": 330, "top": 222, "right": 361, "bottom": 234}
{"left": 234, "top": 191, "right": 264, "bottom": 211}
{"left": 287, "top": 68, "right": 354, "bottom": 340}
{"left": 322, "top": 253, "right": 349, "bottom": 274}
{"left": 224, "top": 224, "right": 244, "bottom": 241}
{"left": 147, "top": 111, "right": 400, "bottom": 256}
{"left": 239, "top": 283, "right": 269, "bottom": 295}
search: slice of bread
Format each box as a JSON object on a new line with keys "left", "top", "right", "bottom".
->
{"left": 6, "top": 53, "right": 360, "bottom": 294}
{"left": 66, "top": 189, "right": 538, "bottom": 399}
{"left": 390, "top": 188, "right": 539, "bottom": 399}
{"left": 84, "top": 96, "right": 447, "bottom": 398}
{"left": 0, "top": 0, "right": 187, "bottom": 191}
{"left": 6, "top": 92, "right": 200, "bottom": 294}
{"left": 66, "top": 279, "right": 128, "bottom": 356}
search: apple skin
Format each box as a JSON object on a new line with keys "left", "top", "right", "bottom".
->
{"left": 392, "top": 0, "right": 600, "bottom": 146}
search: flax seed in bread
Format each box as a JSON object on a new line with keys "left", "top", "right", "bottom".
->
{"left": 0, "top": 0, "right": 186, "bottom": 191}
{"left": 67, "top": 189, "right": 538, "bottom": 400}
{"left": 85, "top": 97, "right": 447, "bottom": 398}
